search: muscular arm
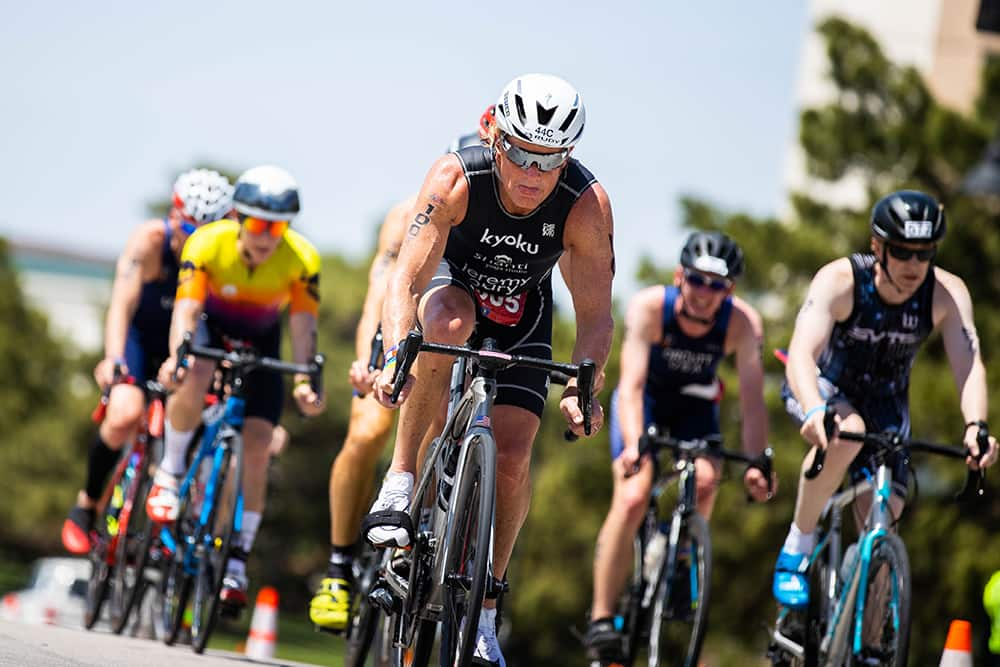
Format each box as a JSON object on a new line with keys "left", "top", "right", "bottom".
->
{"left": 728, "top": 298, "right": 768, "bottom": 457}
{"left": 167, "top": 298, "right": 204, "bottom": 358}
{"left": 381, "top": 157, "right": 467, "bottom": 351}
{"left": 355, "top": 196, "right": 412, "bottom": 362}
{"left": 935, "top": 270, "right": 988, "bottom": 424}
{"left": 786, "top": 259, "right": 853, "bottom": 415}
{"left": 617, "top": 287, "right": 662, "bottom": 455}
{"left": 562, "top": 184, "right": 616, "bottom": 390}
{"left": 104, "top": 221, "right": 162, "bottom": 361}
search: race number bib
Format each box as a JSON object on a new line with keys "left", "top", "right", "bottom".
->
{"left": 474, "top": 290, "right": 527, "bottom": 326}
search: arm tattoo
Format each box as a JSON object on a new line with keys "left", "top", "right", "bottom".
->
{"left": 372, "top": 251, "right": 395, "bottom": 279}
{"left": 962, "top": 325, "right": 979, "bottom": 354}
{"left": 407, "top": 203, "right": 436, "bottom": 238}
{"left": 120, "top": 256, "right": 142, "bottom": 279}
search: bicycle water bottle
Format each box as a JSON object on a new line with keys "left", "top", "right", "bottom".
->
{"left": 643, "top": 527, "right": 668, "bottom": 583}
{"left": 839, "top": 543, "right": 859, "bottom": 589}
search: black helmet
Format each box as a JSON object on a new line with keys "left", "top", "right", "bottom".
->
{"left": 233, "top": 165, "right": 300, "bottom": 222}
{"left": 447, "top": 132, "right": 482, "bottom": 153}
{"left": 679, "top": 231, "right": 745, "bottom": 279}
{"left": 870, "top": 190, "right": 945, "bottom": 244}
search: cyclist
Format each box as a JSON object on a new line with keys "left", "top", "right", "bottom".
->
{"left": 149, "top": 165, "right": 326, "bottom": 609}
{"left": 584, "top": 231, "right": 773, "bottom": 662}
{"left": 61, "top": 169, "right": 234, "bottom": 554}
{"left": 366, "top": 73, "right": 615, "bottom": 666}
{"left": 772, "top": 190, "right": 998, "bottom": 609}
{"left": 309, "top": 124, "right": 492, "bottom": 632}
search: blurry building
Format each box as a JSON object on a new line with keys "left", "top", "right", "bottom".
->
{"left": 11, "top": 241, "right": 112, "bottom": 352}
{"left": 784, "top": 0, "right": 1000, "bottom": 209}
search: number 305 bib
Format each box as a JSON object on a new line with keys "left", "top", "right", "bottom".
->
{"left": 474, "top": 290, "right": 528, "bottom": 326}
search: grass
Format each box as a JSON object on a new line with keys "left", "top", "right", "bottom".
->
{"left": 208, "top": 608, "right": 346, "bottom": 666}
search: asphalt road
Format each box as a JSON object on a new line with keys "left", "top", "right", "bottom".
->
{"left": 0, "top": 620, "right": 319, "bottom": 667}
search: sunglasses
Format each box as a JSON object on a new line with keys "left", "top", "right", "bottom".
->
{"left": 241, "top": 215, "right": 289, "bottom": 238}
{"left": 886, "top": 244, "right": 936, "bottom": 262}
{"left": 684, "top": 270, "right": 731, "bottom": 292}
{"left": 499, "top": 135, "right": 570, "bottom": 172}
{"left": 173, "top": 193, "right": 201, "bottom": 235}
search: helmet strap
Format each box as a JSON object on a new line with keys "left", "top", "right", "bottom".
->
{"left": 878, "top": 245, "right": 901, "bottom": 291}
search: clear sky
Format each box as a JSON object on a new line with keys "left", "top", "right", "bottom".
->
{"left": 1, "top": 2, "right": 808, "bottom": 302}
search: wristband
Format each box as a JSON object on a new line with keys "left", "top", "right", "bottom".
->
{"left": 803, "top": 403, "right": 826, "bottom": 421}
{"left": 966, "top": 420, "right": 989, "bottom": 431}
{"left": 295, "top": 377, "right": 312, "bottom": 389}
{"left": 384, "top": 344, "right": 399, "bottom": 363}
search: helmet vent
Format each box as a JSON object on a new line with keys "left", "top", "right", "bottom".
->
{"left": 514, "top": 95, "right": 528, "bottom": 125}
{"left": 558, "top": 107, "right": 578, "bottom": 132}
{"left": 536, "top": 102, "right": 557, "bottom": 126}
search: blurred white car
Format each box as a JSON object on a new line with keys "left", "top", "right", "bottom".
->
{"left": 1, "top": 556, "right": 90, "bottom": 628}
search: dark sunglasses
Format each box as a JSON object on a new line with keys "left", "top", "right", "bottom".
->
{"left": 886, "top": 244, "right": 936, "bottom": 262}
{"left": 684, "top": 270, "right": 731, "bottom": 292}
{"left": 499, "top": 135, "right": 570, "bottom": 172}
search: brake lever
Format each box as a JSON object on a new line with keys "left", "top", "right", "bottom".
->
{"left": 804, "top": 404, "right": 835, "bottom": 480}
{"left": 577, "top": 359, "right": 595, "bottom": 437}
{"left": 956, "top": 425, "right": 990, "bottom": 502}
{"left": 172, "top": 332, "right": 193, "bottom": 384}
{"left": 745, "top": 447, "right": 775, "bottom": 503}
{"left": 390, "top": 330, "right": 423, "bottom": 404}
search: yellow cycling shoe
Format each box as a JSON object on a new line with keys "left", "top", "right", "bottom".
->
{"left": 309, "top": 577, "right": 352, "bottom": 631}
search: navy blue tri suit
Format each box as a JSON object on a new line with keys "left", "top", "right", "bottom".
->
{"left": 609, "top": 285, "right": 732, "bottom": 459}
{"left": 123, "top": 220, "right": 179, "bottom": 384}
{"left": 427, "top": 144, "right": 597, "bottom": 418}
{"left": 781, "top": 253, "right": 935, "bottom": 492}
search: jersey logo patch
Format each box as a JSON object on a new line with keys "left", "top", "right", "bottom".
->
{"left": 542, "top": 222, "right": 556, "bottom": 238}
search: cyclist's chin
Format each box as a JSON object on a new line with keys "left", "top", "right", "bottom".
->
{"left": 247, "top": 244, "right": 278, "bottom": 264}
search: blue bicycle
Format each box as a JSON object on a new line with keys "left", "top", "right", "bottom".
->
{"left": 158, "top": 332, "right": 323, "bottom": 653}
{"left": 768, "top": 407, "right": 986, "bottom": 666}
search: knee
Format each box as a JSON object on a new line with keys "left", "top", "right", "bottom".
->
{"left": 421, "top": 294, "right": 474, "bottom": 344}
{"left": 341, "top": 424, "right": 389, "bottom": 465}
{"left": 614, "top": 481, "right": 651, "bottom": 526}
{"left": 103, "top": 404, "right": 142, "bottom": 445}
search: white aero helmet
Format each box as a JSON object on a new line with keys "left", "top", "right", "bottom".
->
{"left": 494, "top": 73, "right": 586, "bottom": 148}
{"left": 233, "top": 165, "right": 300, "bottom": 221}
{"left": 172, "top": 169, "right": 235, "bottom": 223}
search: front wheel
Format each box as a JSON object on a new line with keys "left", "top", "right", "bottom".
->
{"left": 849, "top": 534, "right": 910, "bottom": 666}
{"left": 648, "top": 513, "right": 712, "bottom": 667}
{"left": 83, "top": 544, "right": 111, "bottom": 629}
{"left": 345, "top": 550, "right": 386, "bottom": 667}
{"left": 109, "top": 463, "right": 154, "bottom": 634}
{"left": 439, "top": 434, "right": 495, "bottom": 667}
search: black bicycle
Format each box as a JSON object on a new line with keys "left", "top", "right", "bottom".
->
{"left": 362, "top": 330, "right": 595, "bottom": 667}
{"left": 594, "top": 426, "right": 772, "bottom": 667}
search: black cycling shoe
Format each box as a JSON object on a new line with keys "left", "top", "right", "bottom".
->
{"left": 584, "top": 617, "right": 624, "bottom": 666}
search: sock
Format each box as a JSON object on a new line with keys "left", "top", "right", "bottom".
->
{"left": 478, "top": 607, "right": 497, "bottom": 633}
{"left": 160, "top": 420, "right": 195, "bottom": 476}
{"left": 327, "top": 544, "right": 355, "bottom": 579}
{"left": 782, "top": 523, "right": 816, "bottom": 556}
{"left": 227, "top": 555, "right": 246, "bottom": 578}
{"left": 84, "top": 435, "right": 120, "bottom": 502}
{"left": 238, "top": 511, "right": 262, "bottom": 554}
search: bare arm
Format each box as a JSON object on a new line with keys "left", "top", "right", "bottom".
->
{"left": 104, "top": 222, "right": 162, "bottom": 363}
{"left": 562, "top": 183, "right": 615, "bottom": 390}
{"left": 381, "top": 156, "right": 467, "bottom": 353}
{"left": 787, "top": 259, "right": 853, "bottom": 421}
{"left": 617, "top": 287, "right": 662, "bottom": 462}
{"left": 728, "top": 297, "right": 768, "bottom": 457}
{"left": 355, "top": 196, "right": 412, "bottom": 362}
{"left": 936, "top": 270, "right": 988, "bottom": 425}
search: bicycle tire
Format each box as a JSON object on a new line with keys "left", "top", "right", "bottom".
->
{"left": 162, "top": 464, "right": 200, "bottom": 645}
{"left": 192, "top": 436, "right": 243, "bottom": 654}
{"left": 345, "top": 549, "right": 385, "bottom": 667}
{"left": 439, "top": 434, "right": 495, "bottom": 667}
{"left": 109, "top": 459, "right": 153, "bottom": 634}
{"left": 647, "top": 513, "right": 712, "bottom": 667}
{"left": 803, "top": 548, "right": 832, "bottom": 667}
{"left": 848, "top": 534, "right": 910, "bottom": 666}
{"left": 83, "top": 545, "right": 111, "bottom": 629}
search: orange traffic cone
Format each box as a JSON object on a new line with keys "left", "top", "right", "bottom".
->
{"left": 245, "top": 586, "right": 279, "bottom": 659}
{"left": 939, "top": 619, "right": 973, "bottom": 667}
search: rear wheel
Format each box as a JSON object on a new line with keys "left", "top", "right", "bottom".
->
{"left": 849, "top": 534, "right": 910, "bottom": 666}
{"left": 648, "top": 513, "right": 712, "bottom": 667}
{"left": 109, "top": 459, "right": 153, "bottom": 634}
{"left": 191, "top": 438, "right": 242, "bottom": 654}
{"left": 803, "top": 548, "right": 832, "bottom": 667}
{"left": 345, "top": 549, "right": 385, "bottom": 667}
{"left": 439, "top": 435, "right": 495, "bottom": 667}
{"left": 83, "top": 543, "right": 111, "bottom": 629}
{"left": 162, "top": 464, "right": 201, "bottom": 645}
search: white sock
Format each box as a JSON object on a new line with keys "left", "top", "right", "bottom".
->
{"left": 478, "top": 607, "right": 497, "bottom": 632}
{"left": 782, "top": 523, "right": 816, "bottom": 555}
{"left": 160, "top": 420, "right": 195, "bottom": 476}
{"left": 238, "top": 511, "right": 261, "bottom": 554}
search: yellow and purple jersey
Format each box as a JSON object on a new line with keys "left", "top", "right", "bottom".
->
{"left": 176, "top": 219, "right": 320, "bottom": 334}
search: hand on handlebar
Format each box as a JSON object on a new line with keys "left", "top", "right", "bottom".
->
{"left": 618, "top": 445, "right": 644, "bottom": 478}
{"left": 560, "top": 389, "right": 603, "bottom": 438}
{"left": 801, "top": 405, "right": 835, "bottom": 450}
{"left": 744, "top": 465, "right": 776, "bottom": 502}
{"left": 349, "top": 359, "right": 380, "bottom": 396}
{"left": 293, "top": 381, "right": 326, "bottom": 417}
{"left": 94, "top": 357, "right": 126, "bottom": 391}
{"left": 373, "top": 362, "right": 413, "bottom": 409}
{"left": 965, "top": 426, "right": 998, "bottom": 470}
{"left": 157, "top": 355, "right": 187, "bottom": 390}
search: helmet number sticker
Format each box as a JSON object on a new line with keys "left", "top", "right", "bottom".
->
{"left": 904, "top": 220, "right": 932, "bottom": 239}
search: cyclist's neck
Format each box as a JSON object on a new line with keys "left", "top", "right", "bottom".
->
{"left": 675, "top": 296, "right": 716, "bottom": 333}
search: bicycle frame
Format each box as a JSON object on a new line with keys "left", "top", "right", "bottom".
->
{"left": 159, "top": 393, "right": 245, "bottom": 575}
{"left": 815, "top": 463, "right": 896, "bottom": 660}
